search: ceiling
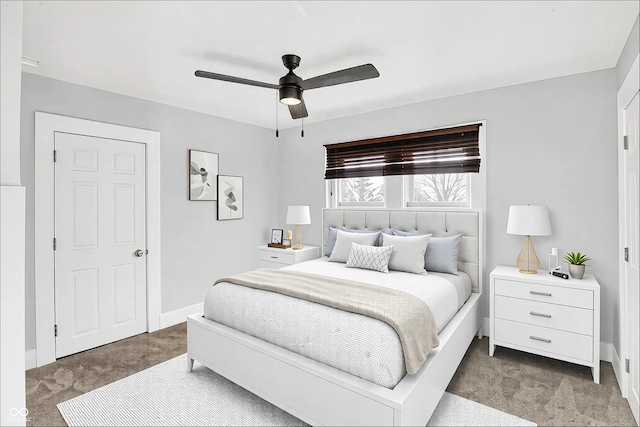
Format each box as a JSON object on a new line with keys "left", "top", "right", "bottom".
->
{"left": 21, "top": 1, "right": 638, "bottom": 130}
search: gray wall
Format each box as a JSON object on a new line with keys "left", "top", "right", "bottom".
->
{"left": 21, "top": 73, "right": 278, "bottom": 352}
{"left": 277, "top": 69, "right": 619, "bottom": 347}
{"left": 616, "top": 14, "right": 639, "bottom": 89}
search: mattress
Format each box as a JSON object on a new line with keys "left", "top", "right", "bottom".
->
{"left": 204, "top": 258, "right": 471, "bottom": 388}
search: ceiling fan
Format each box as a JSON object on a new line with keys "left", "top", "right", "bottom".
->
{"left": 195, "top": 54, "right": 380, "bottom": 119}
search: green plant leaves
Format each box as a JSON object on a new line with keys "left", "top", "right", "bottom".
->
{"left": 563, "top": 251, "right": 591, "bottom": 266}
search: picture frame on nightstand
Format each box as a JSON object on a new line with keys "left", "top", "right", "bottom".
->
{"left": 271, "top": 229, "right": 284, "bottom": 245}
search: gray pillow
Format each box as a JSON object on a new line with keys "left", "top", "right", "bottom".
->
{"left": 324, "top": 227, "right": 391, "bottom": 256}
{"left": 346, "top": 243, "right": 394, "bottom": 273}
{"left": 344, "top": 228, "right": 390, "bottom": 247}
{"left": 392, "top": 230, "right": 462, "bottom": 275}
{"left": 382, "top": 233, "right": 431, "bottom": 275}
{"left": 328, "top": 230, "right": 381, "bottom": 263}
{"left": 324, "top": 227, "right": 340, "bottom": 256}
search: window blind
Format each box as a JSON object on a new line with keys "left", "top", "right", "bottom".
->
{"left": 324, "top": 123, "right": 482, "bottom": 180}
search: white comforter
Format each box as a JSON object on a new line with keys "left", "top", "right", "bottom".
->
{"left": 204, "top": 258, "right": 470, "bottom": 388}
{"left": 285, "top": 259, "right": 469, "bottom": 332}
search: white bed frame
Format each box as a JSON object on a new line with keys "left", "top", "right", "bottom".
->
{"left": 187, "top": 209, "right": 483, "bottom": 426}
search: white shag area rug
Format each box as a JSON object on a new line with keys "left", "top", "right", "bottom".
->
{"left": 58, "top": 355, "right": 536, "bottom": 427}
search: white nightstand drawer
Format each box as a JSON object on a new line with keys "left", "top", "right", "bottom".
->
{"left": 258, "top": 260, "right": 287, "bottom": 269}
{"left": 494, "top": 279, "right": 593, "bottom": 309}
{"left": 259, "top": 250, "right": 294, "bottom": 265}
{"left": 494, "top": 318, "right": 593, "bottom": 362}
{"left": 494, "top": 295, "right": 593, "bottom": 336}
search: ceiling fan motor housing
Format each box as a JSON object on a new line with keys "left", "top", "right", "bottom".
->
{"left": 279, "top": 58, "right": 303, "bottom": 105}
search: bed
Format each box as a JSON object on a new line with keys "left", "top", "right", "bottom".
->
{"left": 187, "top": 209, "right": 483, "bottom": 426}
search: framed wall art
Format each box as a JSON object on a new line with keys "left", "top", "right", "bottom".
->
{"left": 189, "top": 149, "right": 219, "bottom": 201}
{"left": 217, "top": 175, "right": 244, "bottom": 220}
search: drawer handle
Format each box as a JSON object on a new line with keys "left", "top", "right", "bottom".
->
{"left": 270, "top": 256, "right": 279, "bottom": 259}
{"left": 529, "top": 290, "right": 552, "bottom": 297}
{"left": 529, "top": 311, "right": 552, "bottom": 318}
{"left": 529, "top": 335, "right": 551, "bottom": 343}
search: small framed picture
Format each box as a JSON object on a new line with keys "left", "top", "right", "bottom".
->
{"left": 282, "top": 238, "right": 292, "bottom": 247}
{"left": 189, "top": 150, "right": 219, "bottom": 201}
{"left": 271, "top": 229, "right": 284, "bottom": 245}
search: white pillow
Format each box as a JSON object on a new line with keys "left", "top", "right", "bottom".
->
{"left": 328, "top": 230, "right": 380, "bottom": 263}
{"left": 382, "top": 233, "right": 431, "bottom": 275}
{"left": 346, "top": 243, "right": 394, "bottom": 273}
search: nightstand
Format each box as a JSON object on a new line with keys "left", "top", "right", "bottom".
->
{"left": 258, "top": 245, "right": 320, "bottom": 268}
{"left": 489, "top": 265, "right": 601, "bottom": 383}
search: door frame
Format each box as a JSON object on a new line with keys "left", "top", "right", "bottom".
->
{"left": 617, "top": 53, "right": 639, "bottom": 400}
{"left": 34, "top": 112, "right": 161, "bottom": 367}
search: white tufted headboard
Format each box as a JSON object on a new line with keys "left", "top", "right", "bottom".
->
{"left": 322, "top": 209, "right": 482, "bottom": 294}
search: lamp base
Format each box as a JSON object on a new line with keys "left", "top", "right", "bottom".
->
{"left": 516, "top": 235, "right": 540, "bottom": 274}
{"left": 293, "top": 224, "right": 304, "bottom": 250}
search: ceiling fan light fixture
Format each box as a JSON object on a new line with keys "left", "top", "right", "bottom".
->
{"left": 279, "top": 86, "right": 302, "bottom": 105}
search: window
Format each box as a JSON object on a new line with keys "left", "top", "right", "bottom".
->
{"left": 338, "top": 177, "right": 384, "bottom": 206}
{"left": 406, "top": 173, "right": 469, "bottom": 207}
{"left": 326, "top": 122, "right": 485, "bottom": 210}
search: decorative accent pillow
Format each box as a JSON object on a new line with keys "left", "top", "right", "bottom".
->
{"left": 382, "top": 233, "right": 431, "bottom": 275}
{"left": 328, "top": 230, "right": 381, "bottom": 263}
{"left": 346, "top": 243, "right": 394, "bottom": 273}
{"left": 393, "top": 230, "right": 462, "bottom": 275}
{"left": 324, "top": 227, "right": 391, "bottom": 256}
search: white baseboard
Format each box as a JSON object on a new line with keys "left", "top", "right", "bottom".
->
{"left": 600, "top": 342, "right": 613, "bottom": 363}
{"left": 159, "top": 302, "right": 203, "bottom": 329}
{"left": 482, "top": 317, "right": 490, "bottom": 338}
{"left": 612, "top": 344, "right": 625, "bottom": 394}
{"left": 25, "top": 349, "right": 36, "bottom": 370}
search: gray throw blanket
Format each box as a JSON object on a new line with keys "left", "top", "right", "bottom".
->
{"left": 214, "top": 268, "right": 439, "bottom": 374}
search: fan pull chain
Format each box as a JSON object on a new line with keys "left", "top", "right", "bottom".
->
{"left": 275, "top": 91, "right": 279, "bottom": 138}
{"left": 301, "top": 117, "right": 304, "bottom": 138}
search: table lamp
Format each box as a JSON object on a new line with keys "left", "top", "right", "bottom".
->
{"left": 286, "top": 206, "right": 311, "bottom": 250}
{"left": 507, "top": 205, "right": 551, "bottom": 274}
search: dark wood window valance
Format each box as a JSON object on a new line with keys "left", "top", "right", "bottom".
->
{"left": 324, "top": 123, "right": 482, "bottom": 180}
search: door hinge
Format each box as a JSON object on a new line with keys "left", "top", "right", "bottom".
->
{"left": 53, "top": 150, "right": 57, "bottom": 162}
{"left": 623, "top": 135, "right": 628, "bottom": 150}
{"left": 53, "top": 237, "right": 57, "bottom": 251}
{"left": 54, "top": 324, "right": 58, "bottom": 337}
{"left": 624, "top": 247, "right": 629, "bottom": 262}
{"left": 625, "top": 358, "right": 630, "bottom": 373}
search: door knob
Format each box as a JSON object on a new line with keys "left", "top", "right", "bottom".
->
{"left": 134, "top": 249, "right": 144, "bottom": 257}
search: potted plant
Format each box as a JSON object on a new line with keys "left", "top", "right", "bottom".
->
{"left": 563, "top": 251, "right": 591, "bottom": 279}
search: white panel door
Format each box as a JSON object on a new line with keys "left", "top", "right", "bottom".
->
{"left": 54, "top": 132, "right": 147, "bottom": 358}
{"left": 624, "top": 91, "right": 639, "bottom": 424}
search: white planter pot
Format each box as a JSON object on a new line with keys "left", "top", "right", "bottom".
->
{"left": 569, "top": 264, "right": 585, "bottom": 279}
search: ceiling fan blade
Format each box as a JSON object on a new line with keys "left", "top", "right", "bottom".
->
{"left": 195, "top": 70, "right": 279, "bottom": 90}
{"left": 288, "top": 99, "right": 308, "bottom": 119}
{"left": 298, "top": 64, "right": 379, "bottom": 90}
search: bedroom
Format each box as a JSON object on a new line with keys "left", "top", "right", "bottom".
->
{"left": 1, "top": 1, "right": 639, "bottom": 426}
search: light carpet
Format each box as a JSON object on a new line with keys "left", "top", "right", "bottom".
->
{"left": 58, "top": 355, "right": 536, "bottom": 426}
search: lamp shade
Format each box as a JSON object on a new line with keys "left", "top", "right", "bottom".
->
{"left": 286, "top": 206, "right": 311, "bottom": 225}
{"left": 506, "top": 205, "right": 551, "bottom": 236}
